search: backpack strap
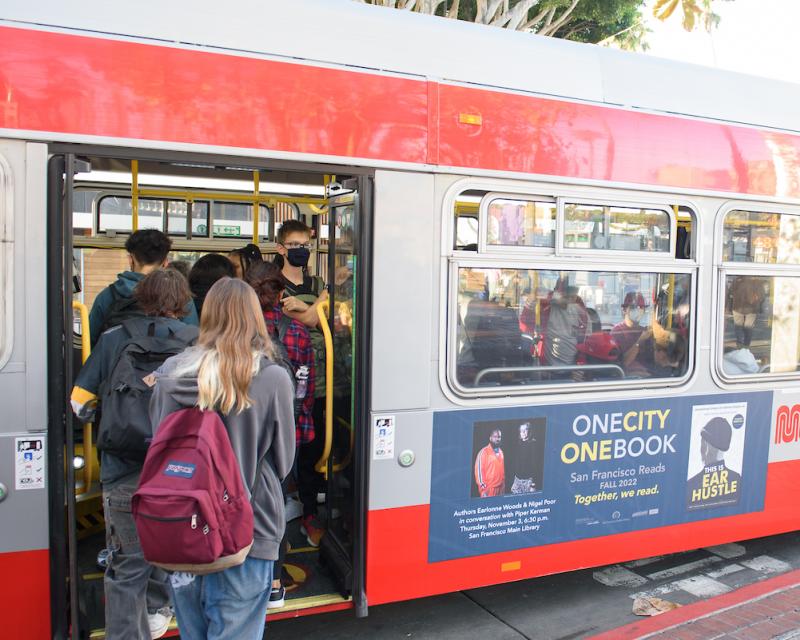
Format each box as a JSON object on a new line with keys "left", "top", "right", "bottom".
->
{"left": 309, "top": 275, "right": 325, "bottom": 297}
{"left": 277, "top": 313, "right": 292, "bottom": 344}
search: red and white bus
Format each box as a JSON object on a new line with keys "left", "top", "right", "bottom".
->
{"left": 2, "top": 1, "right": 800, "bottom": 637}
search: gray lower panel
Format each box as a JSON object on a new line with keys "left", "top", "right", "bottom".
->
{"left": 0, "top": 432, "right": 49, "bottom": 552}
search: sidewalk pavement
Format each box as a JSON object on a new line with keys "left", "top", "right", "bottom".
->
{"left": 589, "top": 569, "right": 800, "bottom": 640}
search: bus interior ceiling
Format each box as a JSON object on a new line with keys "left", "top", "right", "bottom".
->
{"left": 68, "top": 154, "right": 359, "bottom": 632}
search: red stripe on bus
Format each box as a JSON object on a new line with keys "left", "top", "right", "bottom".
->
{"left": 437, "top": 83, "right": 800, "bottom": 199}
{"left": 0, "top": 548, "right": 51, "bottom": 639}
{"left": 0, "top": 26, "right": 428, "bottom": 163}
{"left": 365, "top": 459, "right": 800, "bottom": 605}
{"left": 2, "top": 26, "right": 800, "bottom": 198}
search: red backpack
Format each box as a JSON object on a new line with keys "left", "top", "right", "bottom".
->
{"left": 132, "top": 408, "right": 254, "bottom": 574}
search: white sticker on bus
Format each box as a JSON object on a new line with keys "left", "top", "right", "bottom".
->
{"left": 373, "top": 415, "right": 396, "bottom": 461}
{"left": 15, "top": 436, "right": 45, "bottom": 490}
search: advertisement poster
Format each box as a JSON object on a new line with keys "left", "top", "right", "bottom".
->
{"left": 428, "top": 392, "right": 771, "bottom": 563}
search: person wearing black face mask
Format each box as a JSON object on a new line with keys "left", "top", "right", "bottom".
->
{"left": 274, "top": 219, "right": 328, "bottom": 549}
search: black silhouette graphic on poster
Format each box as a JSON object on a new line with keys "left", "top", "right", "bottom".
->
{"left": 471, "top": 418, "right": 546, "bottom": 499}
{"left": 686, "top": 402, "right": 746, "bottom": 510}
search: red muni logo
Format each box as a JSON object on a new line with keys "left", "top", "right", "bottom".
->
{"left": 775, "top": 405, "right": 800, "bottom": 445}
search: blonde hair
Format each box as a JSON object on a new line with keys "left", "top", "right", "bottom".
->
{"left": 195, "top": 277, "right": 276, "bottom": 414}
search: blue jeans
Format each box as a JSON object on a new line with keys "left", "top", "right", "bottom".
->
{"left": 169, "top": 557, "right": 274, "bottom": 640}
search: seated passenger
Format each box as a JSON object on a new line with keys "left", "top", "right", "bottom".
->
{"left": 634, "top": 328, "right": 687, "bottom": 378}
{"left": 461, "top": 296, "right": 526, "bottom": 384}
{"left": 611, "top": 292, "right": 648, "bottom": 370}
{"left": 187, "top": 253, "right": 236, "bottom": 319}
{"left": 88, "top": 229, "right": 198, "bottom": 345}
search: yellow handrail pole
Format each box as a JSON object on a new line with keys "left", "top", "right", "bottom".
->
{"left": 72, "top": 301, "right": 93, "bottom": 494}
{"left": 131, "top": 160, "right": 139, "bottom": 232}
{"left": 315, "top": 300, "right": 334, "bottom": 478}
{"left": 137, "top": 188, "right": 325, "bottom": 207}
{"left": 252, "top": 171, "right": 260, "bottom": 245}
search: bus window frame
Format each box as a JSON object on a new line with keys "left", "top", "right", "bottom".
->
{"left": 714, "top": 201, "right": 800, "bottom": 385}
{"left": 0, "top": 152, "right": 12, "bottom": 370}
{"left": 446, "top": 256, "right": 697, "bottom": 399}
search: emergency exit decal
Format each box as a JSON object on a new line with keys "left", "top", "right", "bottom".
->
{"left": 427, "top": 392, "right": 771, "bottom": 562}
{"left": 15, "top": 437, "right": 45, "bottom": 490}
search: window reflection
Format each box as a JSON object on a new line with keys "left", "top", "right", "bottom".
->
{"left": 722, "top": 275, "right": 800, "bottom": 376}
{"left": 723, "top": 210, "right": 800, "bottom": 264}
{"left": 564, "top": 204, "right": 670, "bottom": 252}
{"left": 455, "top": 267, "right": 690, "bottom": 388}
{"left": 486, "top": 198, "right": 556, "bottom": 248}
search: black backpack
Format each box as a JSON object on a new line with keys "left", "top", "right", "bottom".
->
{"left": 97, "top": 319, "right": 198, "bottom": 461}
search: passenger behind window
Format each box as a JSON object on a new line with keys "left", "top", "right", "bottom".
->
{"left": 541, "top": 280, "right": 588, "bottom": 377}
{"left": 635, "top": 327, "right": 687, "bottom": 378}
{"left": 459, "top": 279, "right": 528, "bottom": 385}
{"left": 729, "top": 275, "right": 765, "bottom": 349}
{"left": 611, "top": 292, "right": 648, "bottom": 372}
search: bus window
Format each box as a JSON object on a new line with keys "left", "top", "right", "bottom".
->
{"left": 453, "top": 267, "right": 691, "bottom": 392}
{"left": 483, "top": 197, "right": 556, "bottom": 249}
{"left": 723, "top": 210, "right": 800, "bottom": 264}
{"left": 563, "top": 203, "right": 671, "bottom": 253}
{"left": 98, "top": 195, "right": 164, "bottom": 233}
{"left": 721, "top": 274, "right": 800, "bottom": 377}
{"left": 209, "top": 202, "right": 269, "bottom": 240}
{"left": 167, "top": 200, "right": 210, "bottom": 237}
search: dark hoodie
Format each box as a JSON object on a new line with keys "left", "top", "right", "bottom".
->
{"left": 89, "top": 271, "right": 199, "bottom": 345}
{"left": 149, "top": 347, "right": 295, "bottom": 561}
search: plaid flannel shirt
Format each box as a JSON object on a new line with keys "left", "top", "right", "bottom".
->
{"left": 264, "top": 306, "right": 316, "bottom": 444}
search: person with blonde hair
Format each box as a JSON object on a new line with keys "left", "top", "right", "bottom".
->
{"left": 149, "top": 277, "right": 295, "bottom": 640}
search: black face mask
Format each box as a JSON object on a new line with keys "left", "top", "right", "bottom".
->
{"left": 286, "top": 247, "right": 310, "bottom": 267}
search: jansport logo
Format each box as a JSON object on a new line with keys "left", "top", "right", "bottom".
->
{"left": 775, "top": 405, "right": 800, "bottom": 445}
{"left": 164, "top": 461, "right": 196, "bottom": 478}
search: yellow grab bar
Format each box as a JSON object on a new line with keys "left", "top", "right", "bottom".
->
{"left": 72, "top": 301, "right": 94, "bottom": 494}
{"left": 315, "top": 300, "right": 334, "bottom": 478}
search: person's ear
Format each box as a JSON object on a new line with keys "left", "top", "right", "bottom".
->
{"left": 161, "top": 259, "right": 169, "bottom": 267}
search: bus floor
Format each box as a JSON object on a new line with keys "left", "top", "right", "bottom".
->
{"left": 76, "top": 514, "right": 343, "bottom": 638}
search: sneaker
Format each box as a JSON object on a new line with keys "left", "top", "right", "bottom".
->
{"left": 96, "top": 548, "right": 110, "bottom": 570}
{"left": 285, "top": 496, "right": 303, "bottom": 522}
{"left": 267, "top": 585, "right": 285, "bottom": 609}
{"left": 300, "top": 514, "right": 325, "bottom": 547}
{"left": 147, "top": 607, "right": 173, "bottom": 639}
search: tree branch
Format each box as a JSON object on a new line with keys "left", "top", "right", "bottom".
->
{"left": 502, "top": 0, "right": 543, "bottom": 30}
{"left": 538, "top": 0, "right": 579, "bottom": 36}
{"left": 521, "top": 6, "right": 551, "bottom": 31}
{"left": 446, "top": 0, "right": 460, "bottom": 19}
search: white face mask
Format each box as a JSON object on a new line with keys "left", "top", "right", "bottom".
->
{"left": 629, "top": 308, "right": 644, "bottom": 323}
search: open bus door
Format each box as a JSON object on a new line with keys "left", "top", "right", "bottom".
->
{"left": 313, "top": 178, "right": 371, "bottom": 618}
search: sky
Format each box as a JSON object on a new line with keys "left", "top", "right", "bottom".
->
{"left": 641, "top": 0, "right": 800, "bottom": 85}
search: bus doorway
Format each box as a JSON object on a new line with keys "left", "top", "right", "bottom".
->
{"left": 51, "top": 152, "right": 370, "bottom": 637}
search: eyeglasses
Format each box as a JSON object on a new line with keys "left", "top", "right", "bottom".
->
{"left": 282, "top": 242, "right": 312, "bottom": 250}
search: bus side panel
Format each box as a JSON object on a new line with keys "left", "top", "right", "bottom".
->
{"left": 0, "top": 141, "right": 50, "bottom": 638}
{"left": 365, "top": 459, "right": 800, "bottom": 605}
{"left": 0, "top": 25, "right": 429, "bottom": 164}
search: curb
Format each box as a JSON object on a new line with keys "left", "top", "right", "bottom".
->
{"left": 588, "top": 568, "right": 800, "bottom": 639}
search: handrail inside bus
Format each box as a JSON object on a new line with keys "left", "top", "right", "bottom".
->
{"left": 315, "top": 299, "right": 334, "bottom": 478}
{"left": 474, "top": 363, "right": 625, "bottom": 385}
{"left": 72, "top": 301, "right": 94, "bottom": 495}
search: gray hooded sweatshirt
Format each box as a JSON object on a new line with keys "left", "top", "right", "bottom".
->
{"left": 149, "top": 346, "right": 295, "bottom": 561}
